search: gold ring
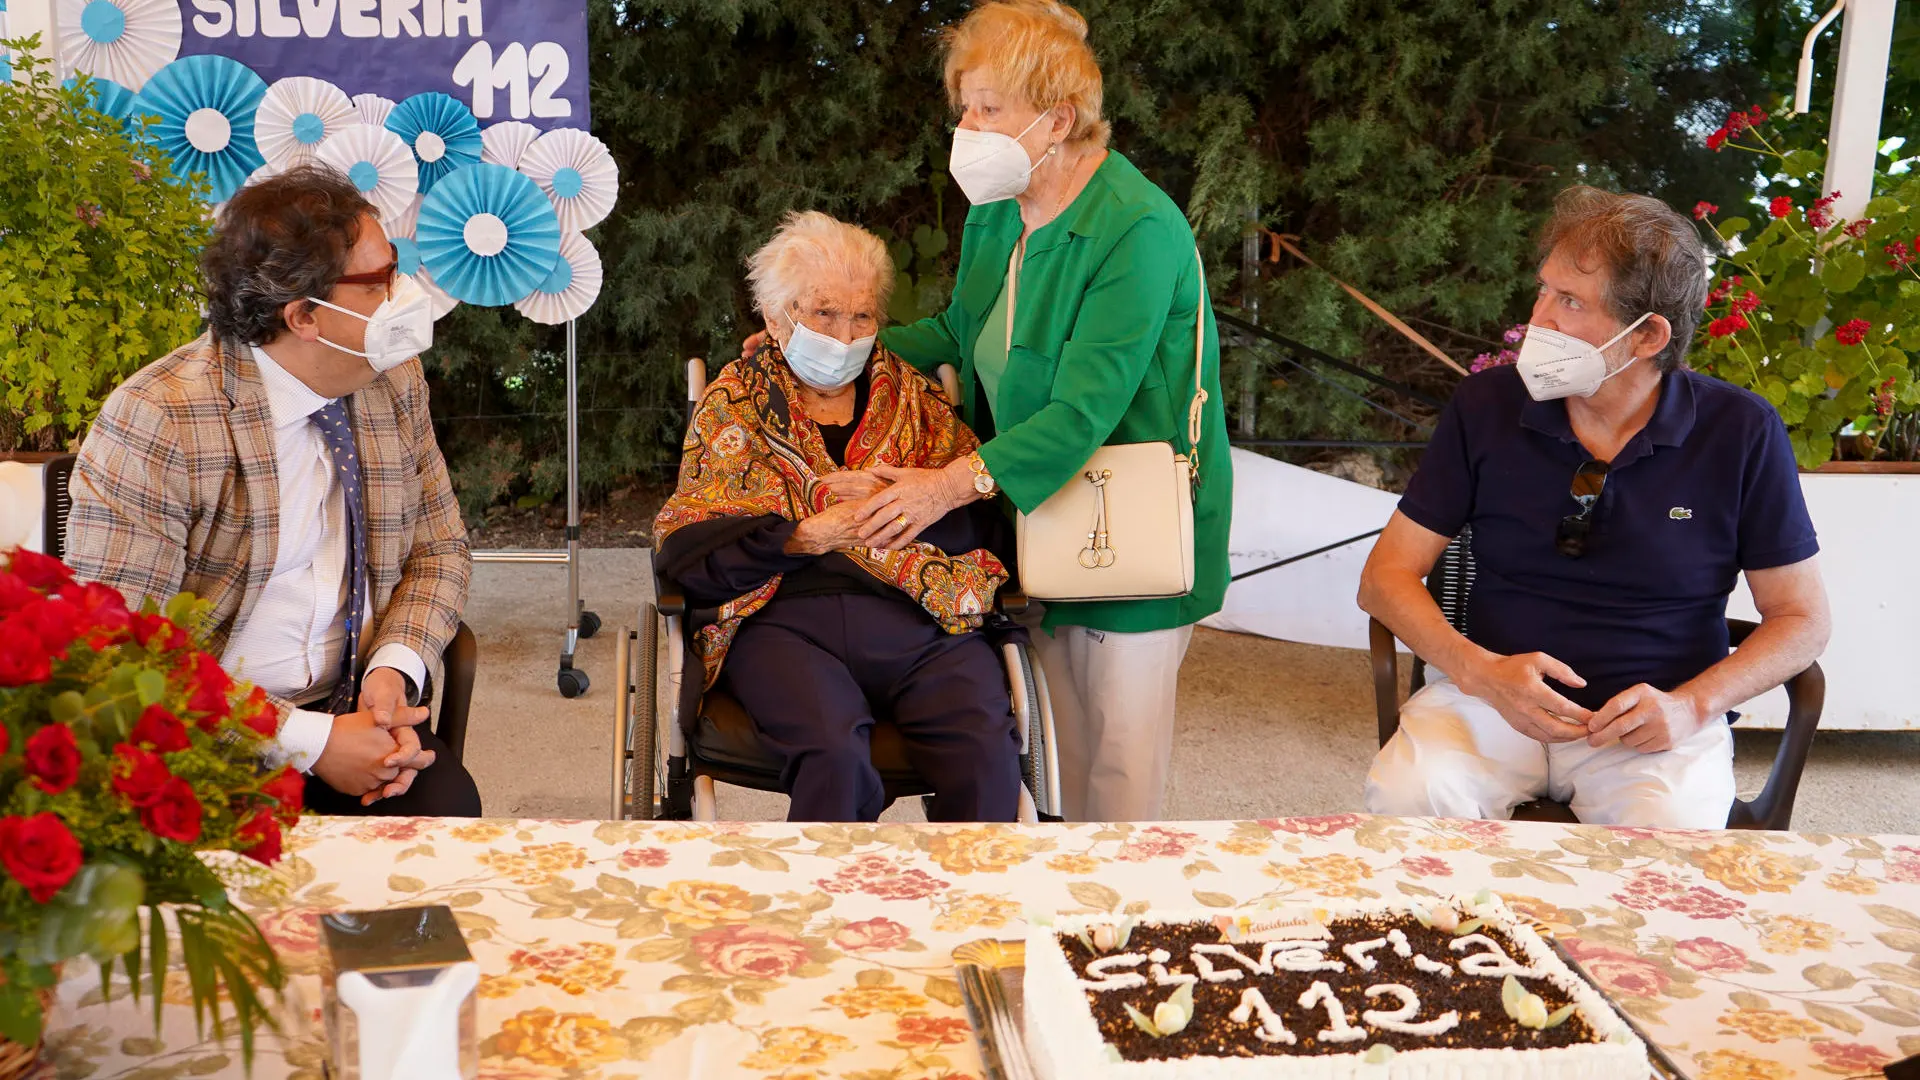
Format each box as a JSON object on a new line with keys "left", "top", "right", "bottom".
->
{"left": 894, "top": 514, "right": 910, "bottom": 528}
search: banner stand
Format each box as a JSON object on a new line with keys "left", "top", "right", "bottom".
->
{"left": 471, "top": 317, "right": 601, "bottom": 699}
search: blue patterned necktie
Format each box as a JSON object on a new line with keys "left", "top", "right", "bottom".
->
{"left": 311, "top": 400, "right": 368, "bottom": 715}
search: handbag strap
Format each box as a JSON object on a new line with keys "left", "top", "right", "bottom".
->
{"left": 1004, "top": 240, "right": 1210, "bottom": 470}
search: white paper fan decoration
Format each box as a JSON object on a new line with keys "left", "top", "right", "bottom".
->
{"left": 58, "top": 0, "right": 180, "bottom": 92}
{"left": 518, "top": 128, "right": 617, "bottom": 233}
{"left": 352, "top": 93, "right": 395, "bottom": 129}
{"left": 256, "top": 77, "right": 355, "bottom": 169}
{"left": 315, "top": 123, "right": 419, "bottom": 224}
{"left": 385, "top": 194, "right": 424, "bottom": 241}
{"left": 481, "top": 121, "right": 541, "bottom": 170}
{"left": 412, "top": 268, "right": 460, "bottom": 320}
{"left": 515, "top": 231, "right": 603, "bottom": 324}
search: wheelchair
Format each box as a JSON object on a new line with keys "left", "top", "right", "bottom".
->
{"left": 608, "top": 359, "right": 1061, "bottom": 823}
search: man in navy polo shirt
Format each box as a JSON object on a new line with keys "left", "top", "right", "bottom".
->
{"left": 1358, "top": 186, "right": 1830, "bottom": 827}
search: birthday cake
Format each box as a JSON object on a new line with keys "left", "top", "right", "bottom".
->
{"left": 1022, "top": 894, "right": 1647, "bottom": 1078}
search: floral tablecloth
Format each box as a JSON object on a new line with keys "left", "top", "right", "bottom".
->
{"left": 39, "top": 814, "right": 1920, "bottom": 1079}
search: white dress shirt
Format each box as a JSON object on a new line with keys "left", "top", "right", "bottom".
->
{"left": 222, "top": 346, "right": 426, "bottom": 773}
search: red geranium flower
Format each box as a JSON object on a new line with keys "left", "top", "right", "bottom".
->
{"left": 0, "top": 813, "right": 85, "bottom": 903}
{"left": 1692, "top": 201, "right": 1718, "bottom": 220}
{"left": 1889, "top": 240, "right": 1916, "bottom": 268}
{"left": 1844, "top": 218, "right": 1873, "bottom": 238}
{"left": 236, "top": 811, "right": 283, "bottom": 865}
{"left": 1705, "top": 128, "right": 1727, "bottom": 151}
{"left": 24, "top": 724, "right": 82, "bottom": 794}
{"left": 1730, "top": 291, "right": 1762, "bottom": 315}
{"left": 111, "top": 744, "right": 173, "bottom": 808}
{"left": 1768, "top": 196, "right": 1794, "bottom": 219}
{"left": 3, "top": 549, "right": 75, "bottom": 590}
{"left": 130, "top": 705, "right": 192, "bottom": 754}
{"left": 1834, "top": 319, "right": 1871, "bottom": 346}
{"left": 140, "top": 777, "right": 204, "bottom": 844}
{"left": 1707, "top": 313, "right": 1750, "bottom": 338}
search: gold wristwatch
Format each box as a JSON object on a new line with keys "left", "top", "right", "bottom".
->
{"left": 968, "top": 451, "right": 997, "bottom": 496}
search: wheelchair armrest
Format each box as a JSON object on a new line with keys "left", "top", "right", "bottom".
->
{"left": 996, "top": 586, "right": 1029, "bottom": 616}
{"left": 650, "top": 548, "right": 688, "bottom": 617}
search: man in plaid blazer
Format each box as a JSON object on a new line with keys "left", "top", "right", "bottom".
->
{"left": 67, "top": 165, "right": 479, "bottom": 817}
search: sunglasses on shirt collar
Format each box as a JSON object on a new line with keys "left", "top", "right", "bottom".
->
{"left": 1555, "top": 459, "right": 1610, "bottom": 558}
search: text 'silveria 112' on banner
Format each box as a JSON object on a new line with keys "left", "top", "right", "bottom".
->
{"left": 177, "top": 0, "right": 589, "bottom": 129}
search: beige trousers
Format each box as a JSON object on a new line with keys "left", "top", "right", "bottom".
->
{"left": 1027, "top": 608, "right": 1195, "bottom": 822}
{"left": 1364, "top": 678, "right": 1736, "bottom": 828}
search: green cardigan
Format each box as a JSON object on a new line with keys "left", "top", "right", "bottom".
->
{"left": 881, "top": 151, "right": 1233, "bottom": 634}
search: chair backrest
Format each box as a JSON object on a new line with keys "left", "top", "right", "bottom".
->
{"left": 43, "top": 454, "right": 78, "bottom": 561}
{"left": 1407, "top": 526, "right": 1474, "bottom": 692}
{"left": 1426, "top": 524, "right": 1476, "bottom": 632}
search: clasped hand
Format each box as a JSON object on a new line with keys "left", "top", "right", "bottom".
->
{"left": 1463, "top": 653, "right": 1706, "bottom": 753}
{"left": 310, "top": 667, "right": 437, "bottom": 805}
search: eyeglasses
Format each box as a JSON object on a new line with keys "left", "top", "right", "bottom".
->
{"left": 1555, "top": 459, "right": 1609, "bottom": 558}
{"left": 333, "top": 245, "right": 400, "bottom": 297}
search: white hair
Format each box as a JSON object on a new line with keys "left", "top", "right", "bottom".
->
{"left": 745, "top": 211, "right": 895, "bottom": 324}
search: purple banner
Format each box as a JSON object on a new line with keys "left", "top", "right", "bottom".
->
{"left": 176, "top": 0, "right": 589, "bottom": 130}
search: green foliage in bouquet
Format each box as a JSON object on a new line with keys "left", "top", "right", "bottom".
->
{"left": 0, "top": 549, "right": 297, "bottom": 1061}
{"left": 1691, "top": 106, "right": 1920, "bottom": 467}
{"left": 0, "top": 38, "right": 212, "bottom": 453}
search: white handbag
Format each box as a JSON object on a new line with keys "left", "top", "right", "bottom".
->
{"left": 1013, "top": 242, "right": 1209, "bottom": 602}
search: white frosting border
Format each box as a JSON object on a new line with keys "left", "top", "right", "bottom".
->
{"left": 1023, "top": 896, "right": 1649, "bottom": 1080}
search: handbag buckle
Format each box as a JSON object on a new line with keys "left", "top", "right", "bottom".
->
{"left": 1077, "top": 469, "right": 1116, "bottom": 569}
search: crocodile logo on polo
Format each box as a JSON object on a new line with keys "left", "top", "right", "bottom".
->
{"left": 1669, "top": 507, "right": 1694, "bottom": 520}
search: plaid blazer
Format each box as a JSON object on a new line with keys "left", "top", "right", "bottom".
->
{"left": 65, "top": 334, "right": 471, "bottom": 728}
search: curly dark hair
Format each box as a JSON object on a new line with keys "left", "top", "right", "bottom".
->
{"left": 200, "top": 164, "right": 377, "bottom": 350}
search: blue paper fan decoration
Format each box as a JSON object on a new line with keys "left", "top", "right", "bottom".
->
{"left": 133, "top": 55, "right": 266, "bottom": 203}
{"left": 65, "top": 74, "right": 140, "bottom": 128}
{"left": 416, "top": 163, "right": 561, "bottom": 308}
{"left": 385, "top": 92, "right": 481, "bottom": 195}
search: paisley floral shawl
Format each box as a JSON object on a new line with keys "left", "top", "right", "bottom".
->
{"left": 653, "top": 344, "right": 1009, "bottom": 687}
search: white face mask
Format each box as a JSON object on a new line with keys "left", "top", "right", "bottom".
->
{"left": 307, "top": 274, "right": 435, "bottom": 373}
{"left": 948, "top": 110, "right": 1052, "bottom": 205}
{"left": 1514, "top": 312, "right": 1654, "bottom": 400}
{"left": 781, "top": 311, "right": 874, "bottom": 390}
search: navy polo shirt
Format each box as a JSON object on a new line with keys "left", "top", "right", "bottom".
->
{"left": 1399, "top": 365, "right": 1818, "bottom": 712}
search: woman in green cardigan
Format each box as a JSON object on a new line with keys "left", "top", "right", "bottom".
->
{"left": 853, "top": 0, "right": 1232, "bottom": 821}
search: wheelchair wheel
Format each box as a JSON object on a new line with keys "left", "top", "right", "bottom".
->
{"left": 1010, "top": 642, "right": 1055, "bottom": 819}
{"left": 624, "top": 604, "right": 660, "bottom": 820}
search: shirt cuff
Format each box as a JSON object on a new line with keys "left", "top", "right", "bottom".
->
{"left": 272, "top": 708, "right": 336, "bottom": 774}
{"left": 368, "top": 643, "right": 429, "bottom": 706}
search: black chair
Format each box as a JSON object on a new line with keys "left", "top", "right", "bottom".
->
{"left": 42, "top": 453, "right": 77, "bottom": 560}
{"left": 1367, "top": 525, "right": 1825, "bottom": 829}
{"left": 45, "top": 451, "right": 478, "bottom": 763}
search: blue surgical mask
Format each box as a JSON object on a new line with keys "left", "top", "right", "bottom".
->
{"left": 781, "top": 311, "right": 874, "bottom": 390}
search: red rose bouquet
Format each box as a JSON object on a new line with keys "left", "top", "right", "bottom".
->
{"left": 0, "top": 548, "right": 293, "bottom": 1061}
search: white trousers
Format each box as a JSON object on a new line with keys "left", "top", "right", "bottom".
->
{"left": 1364, "top": 678, "right": 1736, "bottom": 828}
{"left": 1027, "top": 613, "right": 1194, "bottom": 822}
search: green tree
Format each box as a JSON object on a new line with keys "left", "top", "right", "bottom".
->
{"left": 424, "top": 0, "right": 1796, "bottom": 513}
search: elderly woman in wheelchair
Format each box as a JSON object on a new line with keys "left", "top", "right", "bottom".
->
{"left": 650, "top": 211, "right": 1027, "bottom": 823}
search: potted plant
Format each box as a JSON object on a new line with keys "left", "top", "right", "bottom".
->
{"left": 0, "top": 38, "right": 210, "bottom": 459}
{"left": 1689, "top": 104, "right": 1920, "bottom": 733}
{"left": 1689, "top": 104, "right": 1919, "bottom": 467}
{"left": 0, "top": 548, "right": 295, "bottom": 1076}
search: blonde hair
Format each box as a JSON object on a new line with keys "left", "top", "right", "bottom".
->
{"left": 943, "top": 0, "right": 1109, "bottom": 149}
{"left": 745, "top": 211, "right": 895, "bottom": 324}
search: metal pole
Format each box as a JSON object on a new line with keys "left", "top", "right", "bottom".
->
{"left": 565, "top": 317, "right": 581, "bottom": 644}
